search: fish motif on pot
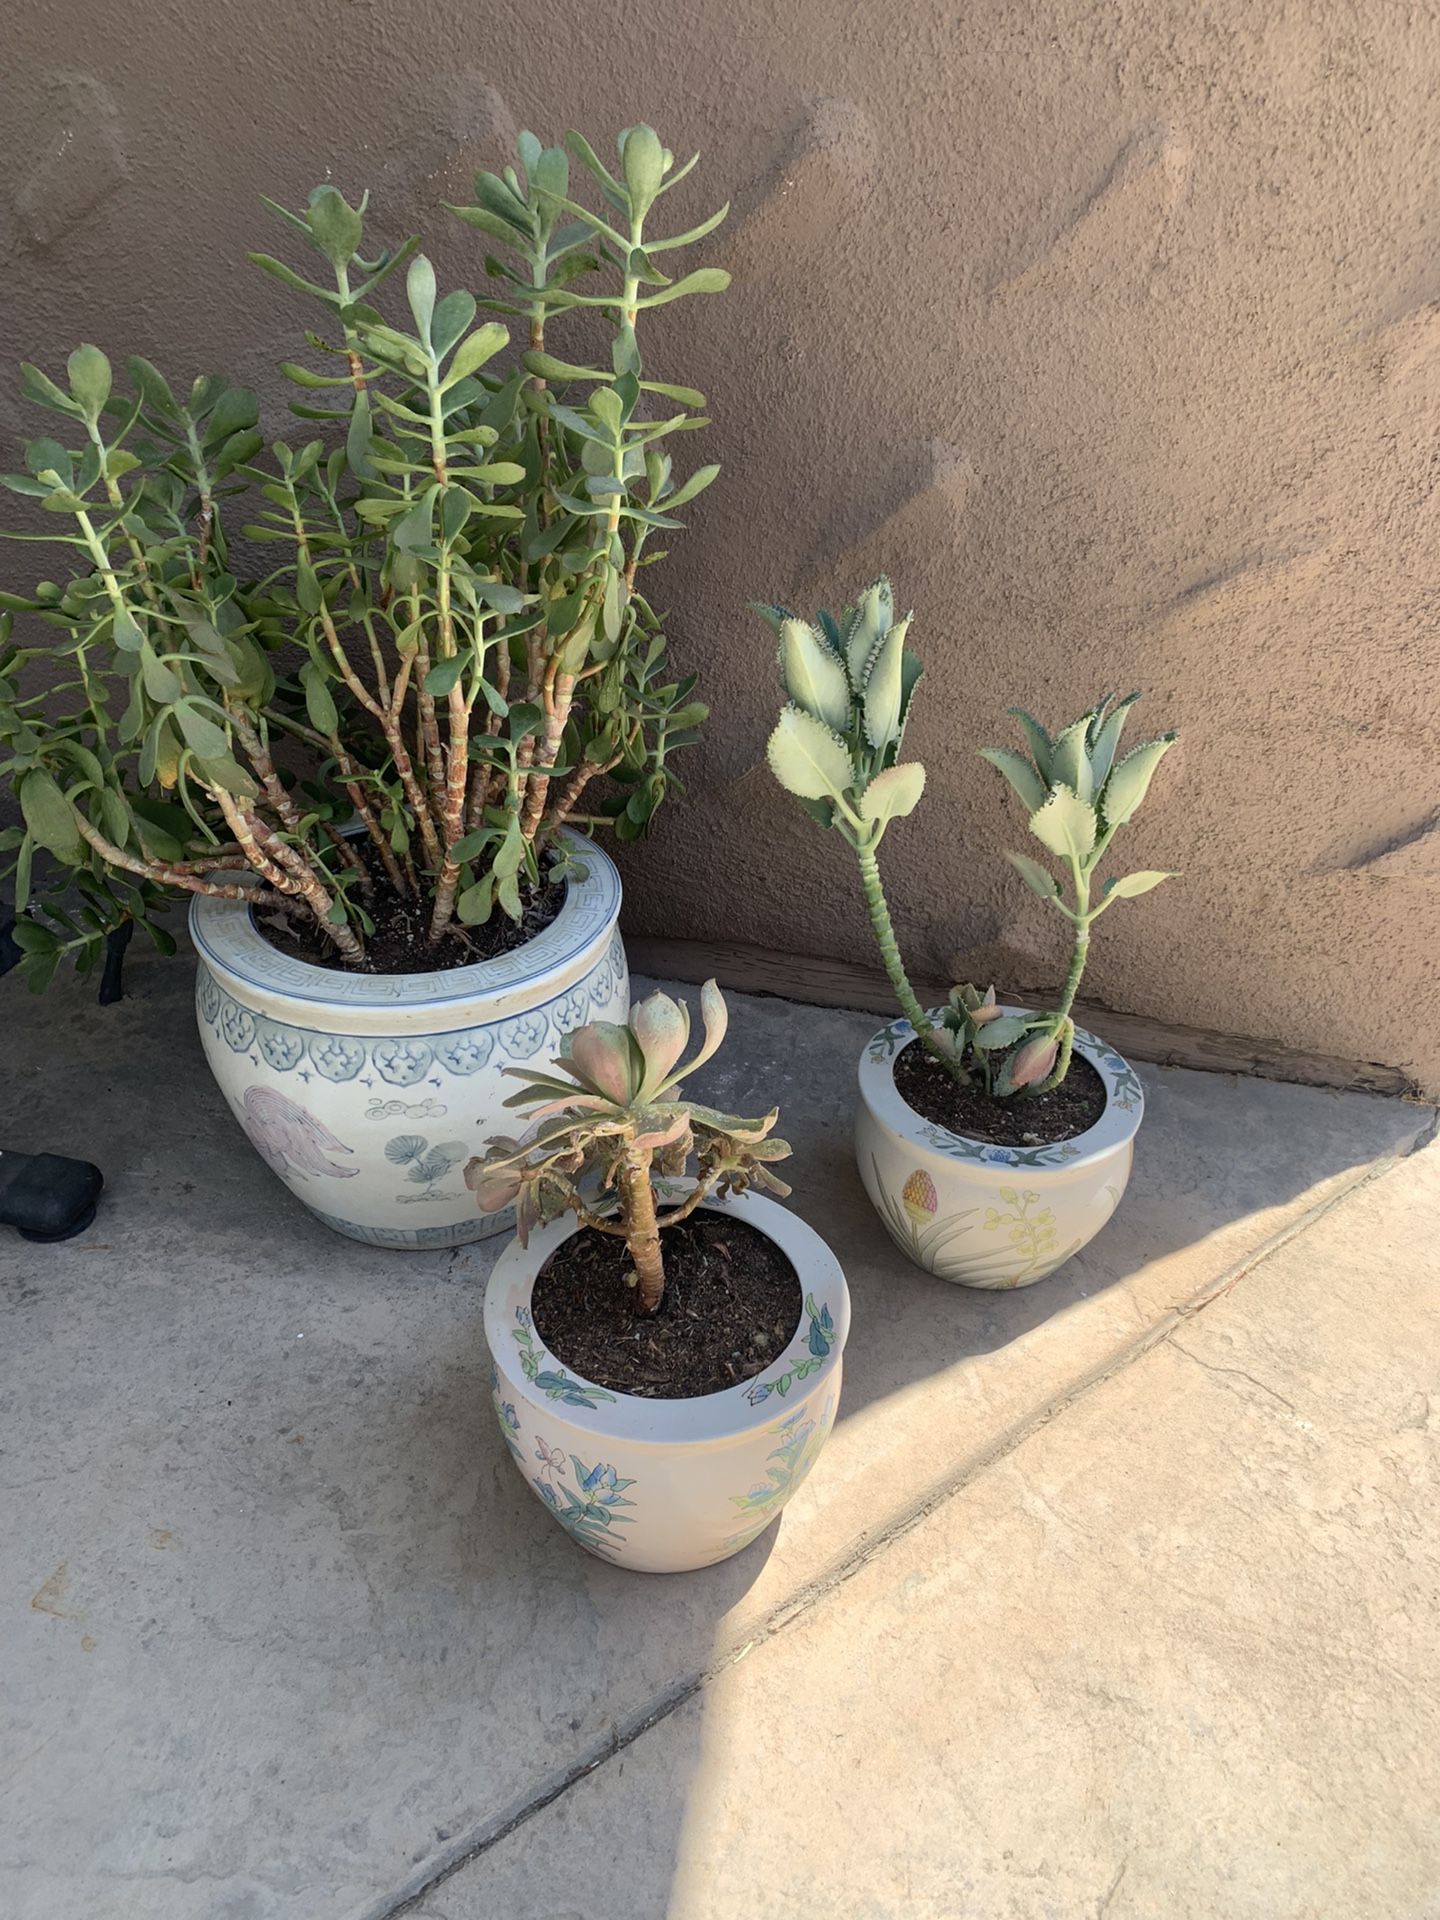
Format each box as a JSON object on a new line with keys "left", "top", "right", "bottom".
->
{"left": 241, "top": 1086, "right": 358, "bottom": 1180}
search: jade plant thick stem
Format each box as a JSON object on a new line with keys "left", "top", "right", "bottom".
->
{"left": 466, "top": 982, "right": 792, "bottom": 1313}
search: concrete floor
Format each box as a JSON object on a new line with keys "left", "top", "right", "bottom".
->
{"left": 2, "top": 946, "right": 1436, "bottom": 1920}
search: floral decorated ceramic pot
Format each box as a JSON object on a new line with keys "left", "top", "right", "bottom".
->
{"left": 485, "top": 1189, "right": 849, "bottom": 1574}
{"left": 855, "top": 1008, "right": 1145, "bottom": 1288}
{"left": 189, "top": 831, "right": 627, "bottom": 1249}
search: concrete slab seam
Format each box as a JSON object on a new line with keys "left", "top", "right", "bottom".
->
{"left": 363, "top": 1114, "right": 1438, "bottom": 1920}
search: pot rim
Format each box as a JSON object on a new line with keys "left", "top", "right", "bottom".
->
{"left": 188, "top": 826, "right": 620, "bottom": 1013}
{"left": 485, "top": 1187, "right": 850, "bottom": 1449}
{"left": 858, "top": 1006, "right": 1145, "bottom": 1173}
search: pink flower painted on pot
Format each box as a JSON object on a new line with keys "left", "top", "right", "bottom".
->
{"left": 241, "top": 1086, "right": 358, "bottom": 1180}
{"left": 902, "top": 1168, "right": 939, "bottom": 1225}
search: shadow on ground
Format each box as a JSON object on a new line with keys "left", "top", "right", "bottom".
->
{"left": 1, "top": 948, "right": 1430, "bottom": 1920}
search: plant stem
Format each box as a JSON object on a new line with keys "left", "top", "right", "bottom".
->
{"left": 854, "top": 840, "right": 956, "bottom": 1073}
{"left": 1054, "top": 859, "right": 1092, "bottom": 1022}
{"left": 618, "top": 1150, "right": 665, "bottom": 1314}
{"left": 71, "top": 812, "right": 276, "bottom": 904}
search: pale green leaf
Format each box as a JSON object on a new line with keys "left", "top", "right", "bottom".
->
{"left": 1028, "top": 784, "right": 1096, "bottom": 861}
{"left": 779, "top": 618, "right": 850, "bottom": 733}
{"left": 1008, "top": 707, "right": 1052, "bottom": 779}
{"left": 1006, "top": 851, "right": 1060, "bottom": 900}
{"left": 66, "top": 344, "right": 112, "bottom": 418}
{"left": 19, "top": 769, "right": 81, "bottom": 859}
{"left": 1047, "top": 719, "right": 1094, "bottom": 803}
{"left": 845, "top": 577, "right": 893, "bottom": 685}
{"left": 1103, "top": 869, "right": 1177, "bottom": 900}
{"left": 766, "top": 705, "right": 853, "bottom": 804}
{"left": 446, "top": 323, "right": 510, "bottom": 386}
{"left": 857, "top": 762, "right": 926, "bottom": 829}
{"left": 973, "top": 1013, "right": 1036, "bottom": 1052}
{"left": 1101, "top": 733, "right": 1177, "bottom": 828}
{"left": 863, "top": 622, "right": 907, "bottom": 750}
{"left": 979, "top": 746, "right": 1046, "bottom": 813}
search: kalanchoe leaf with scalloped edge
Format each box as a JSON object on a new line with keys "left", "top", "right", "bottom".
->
{"left": 779, "top": 618, "right": 850, "bottom": 733}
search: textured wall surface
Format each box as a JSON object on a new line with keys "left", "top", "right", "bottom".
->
{"left": 4, "top": 1, "right": 1439, "bottom": 1088}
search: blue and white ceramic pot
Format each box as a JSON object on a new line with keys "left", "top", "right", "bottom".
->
{"left": 855, "top": 1008, "right": 1145, "bottom": 1288}
{"left": 189, "top": 831, "right": 627, "bottom": 1249}
{"left": 485, "top": 1188, "right": 850, "bottom": 1574}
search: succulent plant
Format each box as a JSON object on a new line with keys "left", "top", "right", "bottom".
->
{"left": 757, "top": 579, "right": 954, "bottom": 1068}
{"left": 1, "top": 126, "right": 724, "bottom": 987}
{"left": 759, "top": 577, "right": 1180, "bottom": 1102}
{"left": 955, "top": 694, "right": 1179, "bottom": 1094}
{"left": 466, "top": 981, "right": 791, "bottom": 1313}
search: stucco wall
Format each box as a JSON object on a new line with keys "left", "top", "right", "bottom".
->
{"left": 5, "top": 2, "right": 1439, "bottom": 1089}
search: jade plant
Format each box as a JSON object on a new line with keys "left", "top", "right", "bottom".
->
{"left": 760, "top": 579, "right": 1178, "bottom": 1098}
{"left": 0, "top": 125, "right": 725, "bottom": 987}
{"left": 465, "top": 981, "right": 792, "bottom": 1313}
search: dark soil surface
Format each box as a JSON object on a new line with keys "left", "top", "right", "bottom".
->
{"left": 531, "top": 1210, "right": 803, "bottom": 1400}
{"left": 253, "top": 839, "right": 566, "bottom": 976}
{"left": 893, "top": 1038, "right": 1108, "bottom": 1146}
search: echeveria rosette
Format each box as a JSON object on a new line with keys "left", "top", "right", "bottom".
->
{"left": 968, "top": 693, "right": 1179, "bottom": 1096}
{"left": 464, "top": 981, "right": 791, "bottom": 1313}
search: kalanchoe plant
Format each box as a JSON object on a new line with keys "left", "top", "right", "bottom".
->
{"left": 465, "top": 981, "right": 792, "bottom": 1314}
{"left": 761, "top": 581, "right": 1179, "bottom": 1101}
{"left": 757, "top": 578, "right": 951, "bottom": 1067}
{"left": 959, "top": 694, "right": 1179, "bottom": 1093}
{"left": 0, "top": 126, "right": 724, "bottom": 988}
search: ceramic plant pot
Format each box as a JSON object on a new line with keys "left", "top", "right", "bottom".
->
{"left": 855, "top": 1009, "right": 1145, "bottom": 1288}
{"left": 484, "top": 1189, "right": 850, "bottom": 1574}
{"left": 189, "top": 831, "right": 627, "bottom": 1249}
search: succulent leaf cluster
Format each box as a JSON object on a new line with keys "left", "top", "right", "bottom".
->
{"left": 758, "top": 577, "right": 925, "bottom": 846}
{"left": 949, "top": 694, "right": 1179, "bottom": 1095}
{"left": 466, "top": 982, "right": 791, "bottom": 1312}
{"left": 981, "top": 694, "right": 1178, "bottom": 906}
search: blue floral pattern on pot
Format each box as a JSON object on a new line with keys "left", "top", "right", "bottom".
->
{"left": 371, "top": 1038, "right": 434, "bottom": 1086}
{"left": 529, "top": 1441, "right": 638, "bottom": 1558}
{"left": 256, "top": 1019, "right": 306, "bottom": 1073}
{"left": 490, "top": 1362, "right": 524, "bottom": 1464}
{"left": 434, "top": 1030, "right": 495, "bottom": 1076}
{"left": 194, "top": 956, "right": 629, "bottom": 1086}
{"left": 725, "top": 1394, "right": 836, "bottom": 1551}
{"left": 220, "top": 1002, "right": 256, "bottom": 1053}
{"left": 744, "top": 1293, "right": 836, "bottom": 1406}
{"left": 512, "top": 1306, "right": 615, "bottom": 1411}
{"left": 498, "top": 1010, "right": 550, "bottom": 1060}
{"left": 310, "top": 1033, "right": 367, "bottom": 1083}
